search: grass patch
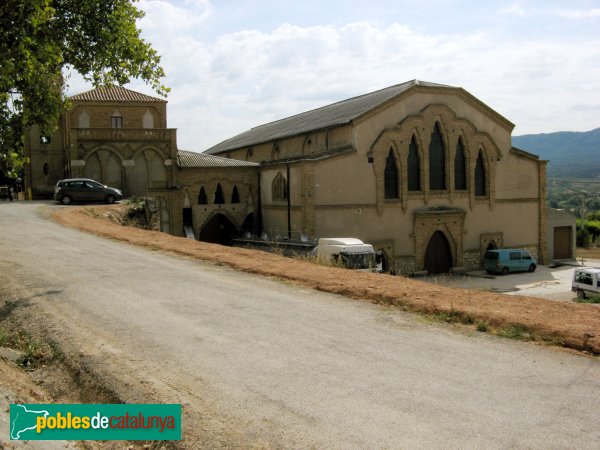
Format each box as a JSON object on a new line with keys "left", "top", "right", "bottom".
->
{"left": 433, "top": 307, "right": 475, "bottom": 325}
{"left": 0, "top": 325, "right": 61, "bottom": 369}
{"left": 476, "top": 320, "right": 490, "bottom": 332}
{"left": 496, "top": 324, "right": 532, "bottom": 341}
{"left": 574, "top": 295, "right": 600, "bottom": 304}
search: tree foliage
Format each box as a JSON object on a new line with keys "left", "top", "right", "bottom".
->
{"left": 0, "top": 0, "right": 168, "bottom": 178}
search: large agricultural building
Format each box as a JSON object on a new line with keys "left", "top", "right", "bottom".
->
{"left": 25, "top": 80, "right": 573, "bottom": 274}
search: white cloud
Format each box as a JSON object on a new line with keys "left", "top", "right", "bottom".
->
{"left": 137, "top": 0, "right": 212, "bottom": 36}
{"left": 152, "top": 21, "right": 599, "bottom": 149}
{"left": 554, "top": 8, "right": 600, "bottom": 19}
{"left": 497, "top": 3, "right": 528, "bottom": 17}
{"left": 65, "top": 2, "right": 600, "bottom": 150}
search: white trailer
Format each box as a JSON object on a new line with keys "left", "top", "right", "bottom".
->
{"left": 313, "top": 238, "right": 381, "bottom": 271}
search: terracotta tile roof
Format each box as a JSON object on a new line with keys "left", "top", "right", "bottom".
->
{"left": 69, "top": 85, "right": 167, "bottom": 103}
{"left": 177, "top": 150, "right": 258, "bottom": 168}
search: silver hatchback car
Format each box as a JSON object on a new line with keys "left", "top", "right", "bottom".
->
{"left": 54, "top": 178, "right": 123, "bottom": 205}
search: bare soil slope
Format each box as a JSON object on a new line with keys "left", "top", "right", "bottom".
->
{"left": 53, "top": 205, "right": 600, "bottom": 354}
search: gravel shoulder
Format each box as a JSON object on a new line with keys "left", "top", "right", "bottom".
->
{"left": 53, "top": 204, "right": 600, "bottom": 354}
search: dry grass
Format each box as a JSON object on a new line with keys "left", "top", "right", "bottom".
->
{"left": 53, "top": 205, "right": 600, "bottom": 355}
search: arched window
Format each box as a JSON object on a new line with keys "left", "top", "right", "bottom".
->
{"left": 245, "top": 148, "right": 253, "bottom": 161}
{"left": 454, "top": 137, "right": 467, "bottom": 190}
{"left": 198, "top": 186, "right": 207, "bottom": 204}
{"left": 475, "top": 150, "right": 486, "bottom": 196}
{"left": 407, "top": 135, "right": 421, "bottom": 191}
{"left": 429, "top": 122, "right": 446, "bottom": 190}
{"left": 231, "top": 185, "right": 240, "bottom": 203}
{"left": 272, "top": 172, "right": 288, "bottom": 201}
{"left": 271, "top": 144, "right": 280, "bottom": 160}
{"left": 214, "top": 183, "right": 225, "bottom": 204}
{"left": 384, "top": 148, "right": 399, "bottom": 199}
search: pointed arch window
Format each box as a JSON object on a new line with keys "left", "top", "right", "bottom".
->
{"left": 429, "top": 122, "right": 446, "bottom": 190}
{"left": 407, "top": 135, "right": 421, "bottom": 191}
{"left": 214, "top": 183, "right": 225, "bottom": 204}
{"left": 272, "top": 172, "right": 288, "bottom": 201}
{"left": 475, "top": 150, "right": 486, "bottom": 196}
{"left": 231, "top": 185, "right": 240, "bottom": 203}
{"left": 198, "top": 186, "right": 207, "bottom": 205}
{"left": 384, "top": 148, "right": 399, "bottom": 199}
{"left": 271, "top": 144, "right": 280, "bottom": 161}
{"left": 454, "top": 138, "right": 467, "bottom": 190}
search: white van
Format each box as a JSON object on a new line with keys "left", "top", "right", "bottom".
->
{"left": 313, "top": 238, "right": 381, "bottom": 272}
{"left": 572, "top": 268, "right": 600, "bottom": 300}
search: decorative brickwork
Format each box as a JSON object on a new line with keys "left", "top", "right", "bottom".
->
{"left": 371, "top": 104, "right": 499, "bottom": 216}
{"left": 414, "top": 208, "right": 466, "bottom": 271}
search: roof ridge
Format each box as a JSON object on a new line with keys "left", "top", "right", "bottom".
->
{"left": 69, "top": 85, "right": 166, "bottom": 103}
{"left": 248, "top": 80, "right": 418, "bottom": 131}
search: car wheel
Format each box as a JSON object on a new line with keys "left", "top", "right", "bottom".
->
{"left": 577, "top": 289, "right": 586, "bottom": 300}
{"left": 528, "top": 264, "right": 536, "bottom": 273}
{"left": 61, "top": 195, "right": 72, "bottom": 205}
{"left": 106, "top": 195, "right": 116, "bottom": 204}
{"left": 502, "top": 266, "right": 509, "bottom": 276}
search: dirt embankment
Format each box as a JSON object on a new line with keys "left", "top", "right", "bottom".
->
{"left": 53, "top": 205, "right": 600, "bottom": 354}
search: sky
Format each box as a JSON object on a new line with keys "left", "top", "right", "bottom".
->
{"left": 66, "top": 0, "right": 600, "bottom": 152}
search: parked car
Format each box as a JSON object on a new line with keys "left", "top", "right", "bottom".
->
{"left": 483, "top": 249, "right": 537, "bottom": 275}
{"left": 54, "top": 178, "right": 123, "bottom": 205}
{"left": 572, "top": 267, "right": 600, "bottom": 300}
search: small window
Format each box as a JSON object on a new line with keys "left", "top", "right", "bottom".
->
{"left": 407, "top": 135, "right": 421, "bottom": 191}
{"left": 43, "top": 163, "right": 49, "bottom": 176}
{"left": 384, "top": 148, "right": 399, "bottom": 199}
{"left": 522, "top": 253, "right": 532, "bottom": 260}
{"left": 475, "top": 150, "right": 486, "bottom": 196}
{"left": 111, "top": 116, "right": 123, "bottom": 129}
{"left": 272, "top": 144, "right": 280, "bottom": 160}
{"left": 272, "top": 172, "right": 288, "bottom": 201}
{"left": 198, "top": 186, "right": 207, "bottom": 205}
{"left": 510, "top": 252, "right": 521, "bottom": 260}
{"left": 231, "top": 185, "right": 240, "bottom": 204}
{"left": 454, "top": 138, "right": 467, "bottom": 190}
{"left": 214, "top": 183, "right": 225, "bottom": 204}
{"left": 40, "top": 135, "right": 51, "bottom": 144}
{"left": 576, "top": 272, "right": 593, "bottom": 285}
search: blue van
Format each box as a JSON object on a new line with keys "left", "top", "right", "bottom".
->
{"left": 483, "top": 249, "right": 537, "bottom": 275}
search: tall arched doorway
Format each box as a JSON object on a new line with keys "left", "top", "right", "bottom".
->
{"left": 424, "top": 231, "right": 453, "bottom": 274}
{"left": 199, "top": 214, "right": 236, "bottom": 245}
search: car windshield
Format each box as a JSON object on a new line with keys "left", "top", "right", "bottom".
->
{"left": 484, "top": 251, "right": 498, "bottom": 260}
{"left": 340, "top": 252, "right": 376, "bottom": 269}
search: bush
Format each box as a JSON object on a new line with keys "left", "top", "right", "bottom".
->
{"left": 577, "top": 227, "right": 591, "bottom": 248}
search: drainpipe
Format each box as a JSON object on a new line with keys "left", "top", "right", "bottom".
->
{"left": 287, "top": 164, "right": 291, "bottom": 239}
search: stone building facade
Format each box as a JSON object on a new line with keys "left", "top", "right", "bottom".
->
{"left": 205, "top": 80, "right": 548, "bottom": 274}
{"left": 24, "top": 86, "right": 178, "bottom": 198}
{"left": 26, "top": 81, "right": 547, "bottom": 275}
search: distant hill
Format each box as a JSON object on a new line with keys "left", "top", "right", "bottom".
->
{"left": 512, "top": 127, "right": 600, "bottom": 179}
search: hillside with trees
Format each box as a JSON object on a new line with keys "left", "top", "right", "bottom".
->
{"left": 512, "top": 128, "right": 600, "bottom": 179}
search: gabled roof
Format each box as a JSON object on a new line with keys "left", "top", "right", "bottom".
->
{"left": 177, "top": 150, "right": 258, "bottom": 168}
{"left": 69, "top": 85, "right": 167, "bottom": 103}
{"left": 205, "top": 79, "right": 512, "bottom": 155}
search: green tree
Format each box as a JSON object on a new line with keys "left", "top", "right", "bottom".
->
{"left": 0, "top": 0, "right": 168, "bottom": 178}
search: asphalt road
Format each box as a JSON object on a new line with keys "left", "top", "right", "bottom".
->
{"left": 423, "top": 263, "right": 600, "bottom": 302}
{"left": 1, "top": 202, "right": 599, "bottom": 449}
